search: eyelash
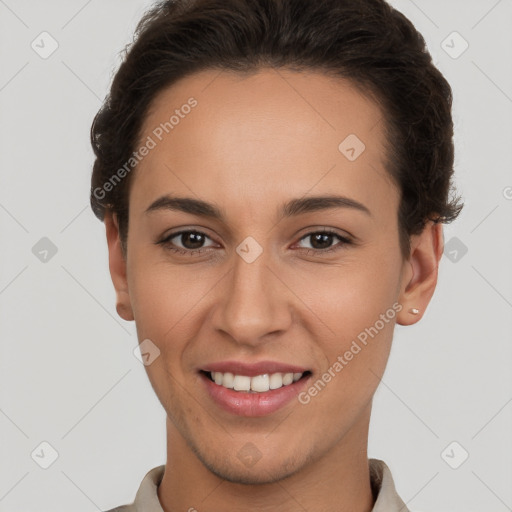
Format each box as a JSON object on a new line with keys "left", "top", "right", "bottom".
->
{"left": 156, "top": 229, "right": 353, "bottom": 257}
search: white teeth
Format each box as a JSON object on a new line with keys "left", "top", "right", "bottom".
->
{"left": 209, "top": 371, "right": 304, "bottom": 393}
{"left": 251, "top": 374, "right": 269, "bottom": 392}
{"left": 282, "top": 373, "right": 293, "bottom": 385}
{"left": 269, "top": 373, "right": 283, "bottom": 390}
{"left": 233, "top": 375, "right": 251, "bottom": 391}
{"left": 220, "top": 372, "right": 234, "bottom": 388}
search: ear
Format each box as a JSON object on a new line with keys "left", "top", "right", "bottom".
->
{"left": 104, "top": 211, "right": 134, "bottom": 322}
{"left": 396, "top": 221, "right": 444, "bottom": 326}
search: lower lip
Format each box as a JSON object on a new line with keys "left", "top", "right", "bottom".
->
{"left": 200, "top": 372, "right": 311, "bottom": 417}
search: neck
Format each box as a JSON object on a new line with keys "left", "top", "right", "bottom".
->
{"left": 158, "top": 405, "right": 375, "bottom": 512}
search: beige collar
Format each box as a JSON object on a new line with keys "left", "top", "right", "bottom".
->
{"left": 110, "top": 458, "right": 408, "bottom": 512}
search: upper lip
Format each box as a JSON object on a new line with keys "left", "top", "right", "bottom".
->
{"left": 200, "top": 360, "right": 309, "bottom": 377}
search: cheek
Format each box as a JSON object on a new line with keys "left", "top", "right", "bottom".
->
{"left": 287, "top": 246, "right": 402, "bottom": 332}
{"left": 126, "top": 265, "right": 206, "bottom": 402}
{"left": 296, "top": 281, "right": 399, "bottom": 420}
{"left": 127, "top": 260, "right": 217, "bottom": 343}
{"left": 288, "top": 250, "right": 402, "bottom": 404}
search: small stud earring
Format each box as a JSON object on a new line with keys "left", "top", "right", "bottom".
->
{"left": 409, "top": 308, "right": 420, "bottom": 315}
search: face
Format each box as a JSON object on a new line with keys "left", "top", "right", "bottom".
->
{"left": 106, "top": 68, "right": 439, "bottom": 485}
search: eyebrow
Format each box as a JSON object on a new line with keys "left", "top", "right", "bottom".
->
{"left": 144, "top": 194, "right": 372, "bottom": 220}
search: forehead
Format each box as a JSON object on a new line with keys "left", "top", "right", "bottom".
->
{"left": 131, "top": 68, "right": 395, "bottom": 220}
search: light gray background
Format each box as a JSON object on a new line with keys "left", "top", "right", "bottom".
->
{"left": 1, "top": 0, "right": 511, "bottom": 511}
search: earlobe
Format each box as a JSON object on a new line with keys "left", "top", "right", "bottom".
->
{"left": 397, "top": 221, "right": 444, "bottom": 326}
{"left": 105, "top": 211, "right": 134, "bottom": 322}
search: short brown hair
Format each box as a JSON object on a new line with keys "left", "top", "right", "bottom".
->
{"left": 90, "top": 0, "right": 463, "bottom": 258}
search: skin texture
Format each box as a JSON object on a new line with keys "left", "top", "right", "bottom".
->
{"left": 104, "top": 68, "right": 444, "bottom": 512}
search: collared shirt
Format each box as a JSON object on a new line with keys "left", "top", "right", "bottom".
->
{"left": 104, "top": 458, "right": 409, "bottom": 512}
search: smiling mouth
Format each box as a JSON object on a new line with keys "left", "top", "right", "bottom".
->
{"left": 200, "top": 370, "right": 312, "bottom": 393}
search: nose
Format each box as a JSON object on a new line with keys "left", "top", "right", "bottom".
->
{"left": 211, "top": 250, "right": 293, "bottom": 347}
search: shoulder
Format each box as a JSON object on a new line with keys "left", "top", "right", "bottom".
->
{"left": 101, "top": 465, "right": 166, "bottom": 512}
{"left": 102, "top": 506, "right": 134, "bottom": 512}
{"left": 369, "top": 458, "right": 410, "bottom": 512}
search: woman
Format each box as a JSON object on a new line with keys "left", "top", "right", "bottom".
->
{"left": 90, "top": 0, "right": 462, "bottom": 510}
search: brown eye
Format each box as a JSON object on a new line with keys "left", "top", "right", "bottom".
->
{"left": 177, "top": 231, "right": 207, "bottom": 249}
{"left": 158, "top": 230, "right": 217, "bottom": 254}
{"left": 297, "top": 230, "right": 351, "bottom": 252}
{"left": 310, "top": 233, "right": 335, "bottom": 249}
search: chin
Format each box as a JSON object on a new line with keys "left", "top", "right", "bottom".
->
{"left": 196, "top": 446, "right": 308, "bottom": 485}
